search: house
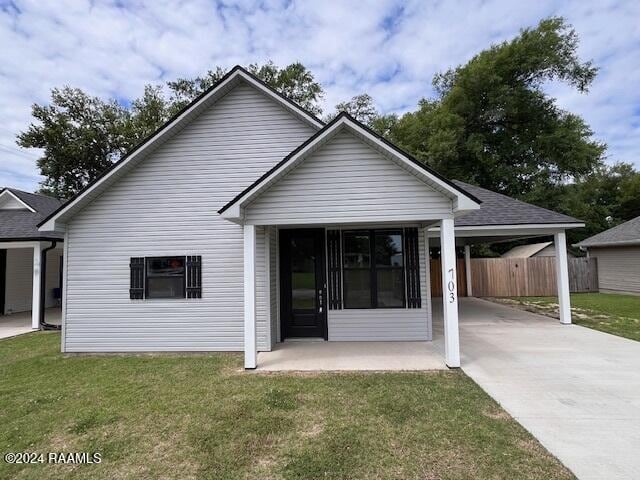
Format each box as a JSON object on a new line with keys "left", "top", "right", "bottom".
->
{"left": 0, "top": 188, "right": 64, "bottom": 328}
{"left": 36, "top": 66, "right": 583, "bottom": 368}
{"left": 575, "top": 216, "right": 640, "bottom": 294}
{"left": 502, "top": 241, "right": 575, "bottom": 258}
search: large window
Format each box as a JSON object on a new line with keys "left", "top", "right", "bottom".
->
{"left": 146, "top": 256, "right": 186, "bottom": 299}
{"left": 342, "top": 230, "right": 405, "bottom": 308}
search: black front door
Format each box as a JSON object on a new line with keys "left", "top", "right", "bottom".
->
{"left": 280, "top": 229, "right": 327, "bottom": 339}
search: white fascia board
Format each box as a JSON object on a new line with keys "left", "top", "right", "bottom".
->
{"left": 429, "top": 222, "right": 585, "bottom": 238}
{"left": 0, "top": 190, "right": 36, "bottom": 212}
{"left": 221, "top": 116, "right": 479, "bottom": 220}
{"left": 0, "top": 241, "right": 42, "bottom": 249}
{"left": 575, "top": 239, "right": 640, "bottom": 248}
{"left": 39, "top": 68, "right": 323, "bottom": 232}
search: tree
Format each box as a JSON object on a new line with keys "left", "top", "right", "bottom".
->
{"left": 17, "top": 88, "right": 130, "bottom": 198}
{"left": 385, "top": 17, "right": 605, "bottom": 199}
{"left": 329, "top": 93, "right": 379, "bottom": 125}
{"left": 18, "top": 62, "right": 324, "bottom": 197}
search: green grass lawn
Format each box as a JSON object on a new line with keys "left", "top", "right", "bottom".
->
{"left": 0, "top": 333, "right": 574, "bottom": 480}
{"left": 497, "top": 293, "right": 640, "bottom": 341}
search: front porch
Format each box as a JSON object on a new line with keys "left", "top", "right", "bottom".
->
{"left": 256, "top": 340, "right": 447, "bottom": 371}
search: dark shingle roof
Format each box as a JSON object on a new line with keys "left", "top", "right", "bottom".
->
{"left": 452, "top": 180, "right": 583, "bottom": 227}
{"left": 575, "top": 215, "right": 640, "bottom": 248}
{"left": 0, "top": 188, "right": 64, "bottom": 241}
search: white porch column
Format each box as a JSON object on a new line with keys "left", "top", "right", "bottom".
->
{"left": 31, "top": 242, "right": 43, "bottom": 330}
{"left": 440, "top": 219, "right": 460, "bottom": 368}
{"left": 464, "top": 244, "right": 473, "bottom": 297}
{"left": 554, "top": 231, "right": 572, "bottom": 325}
{"left": 244, "top": 224, "right": 257, "bottom": 369}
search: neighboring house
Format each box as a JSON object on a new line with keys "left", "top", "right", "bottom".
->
{"left": 502, "top": 241, "right": 575, "bottom": 258}
{"left": 575, "top": 216, "right": 640, "bottom": 294}
{"left": 0, "top": 188, "right": 64, "bottom": 327}
{"left": 37, "top": 66, "right": 583, "bottom": 368}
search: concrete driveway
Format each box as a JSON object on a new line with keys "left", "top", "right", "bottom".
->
{"left": 434, "top": 298, "right": 640, "bottom": 480}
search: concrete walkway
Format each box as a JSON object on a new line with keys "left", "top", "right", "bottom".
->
{"left": 0, "top": 308, "right": 61, "bottom": 339}
{"left": 434, "top": 298, "right": 640, "bottom": 480}
{"left": 257, "top": 340, "right": 446, "bottom": 371}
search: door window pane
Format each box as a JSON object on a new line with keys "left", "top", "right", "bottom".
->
{"left": 344, "top": 232, "right": 370, "bottom": 267}
{"left": 376, "top": 269, "right": 404, "bottom": 307}
{"left": 375, "top": 232, "right": 403, "bottom": 267}
{"left": 343, "top": 269, "right": 372, "bottom": 308}
{"left": 291, "top": 237, "right": 316, "bottom": 310}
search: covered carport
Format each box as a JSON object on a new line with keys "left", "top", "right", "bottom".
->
{"left": 0, "top": 188, "right": 64, "bottom": 336}
{"left": 428, "top": 180, "right": 585, "bottom": 326}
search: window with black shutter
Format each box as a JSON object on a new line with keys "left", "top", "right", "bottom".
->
{"left": 129, "top": 255, "right": 202, "bottom": 299}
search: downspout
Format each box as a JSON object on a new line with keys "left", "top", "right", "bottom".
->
{"left": 40, "top": 240, "right": 61, "bottom": 330}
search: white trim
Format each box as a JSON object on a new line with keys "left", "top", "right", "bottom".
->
{"left": 576, "top": 240, "right": 640, "bottom": 249}
{"left": 264, "top": 227, "right": 272, "bottom": 349}
{"left": 39, "top": 68, "right": 323, "bottom": 232}
{"left": 244, "top": 224, "right": 257, "bottom": 369}
{"left": 440, "top": 219, "right": 460, "bottom": 368}
{"left": 220, "top": 116, "right": 480, "bottom": 222}
{"left": 0, "top": 241, "right": 42, "bottom": 250}
{"left": 31, "top": 242, "right": 44, "bottom": 329}
{"left": 61, "top": 231, "right": 69, "bottom": 352}
{"left": 453, "top": 223, "right": 584, "bottom": 231}
{"left": 554, "top": 231, "right": 572, "bottom": 325}
{"left": 0, "top": 190, "right": 36, "bottom": 212}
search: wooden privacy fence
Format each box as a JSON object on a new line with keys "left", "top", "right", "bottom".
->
{"left": 430, "top": 257, "right": 598, "bottom": 297}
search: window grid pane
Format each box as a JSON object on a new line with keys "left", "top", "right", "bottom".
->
{"left": 342, "top": 230, "right": 405, "bottom": 309}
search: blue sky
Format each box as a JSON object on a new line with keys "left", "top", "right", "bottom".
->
{"left": 1, "top": 0, "right": 639, "bottom": 192}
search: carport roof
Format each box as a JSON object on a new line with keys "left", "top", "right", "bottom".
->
{"left": 0, "top": 188, "right": 64, "bottom": 242}
{"left": 452, "top": 180, "right": 582, "bottom": 227}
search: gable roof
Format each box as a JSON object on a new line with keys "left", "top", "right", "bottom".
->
{"left": 0, "top": 188, "right": 63, "bottom": 241}
{"left": 218, "top": 112, "right": 481, "bottom": 221}
{"left": 575, "top": 215, "right": 640, "bottom": 248}
{"left": 452, "top": 180, "right": 583, "bottom": 227}
{"left": 38, "top": 65, "right": 324, "bottom": 232}
{"left": 502, "top": 242, "right": 553, "bottom": 258}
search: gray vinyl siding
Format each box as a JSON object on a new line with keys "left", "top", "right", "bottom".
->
{"left": 269, "top": 227, "right": 279, "bottom": 347}
{"left": 244, "top": 130, "right": 453, "bottom": 225}
{"left": 4, "top": 248, "right": 32, "bottom": 314}
{"left": 255, "top": 226, "right": 270, "bottom": 349}
{"left": 63, "top": 82, "right": 315, "bottom": 352}
{"left": 590, "top": 246, "right": 640, "bottom": 294}
{"left": 327, "top": 227, "right": 431, "bottom": 341}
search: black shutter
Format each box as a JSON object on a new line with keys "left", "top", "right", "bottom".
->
{"left": 186, "top": 255, "right": 202, "bottom": 298}
{"left": 404, "top": 228, "right": 422, "bottom": 308}
{"left": 327, "top": 230, "right": 342, "bottom": 309}
{"left": 129, "top": 257, "right": 145, "bottom": 299}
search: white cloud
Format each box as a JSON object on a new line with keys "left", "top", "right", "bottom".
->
{"left": 0, "top": 0, "right": 638, "bottom": 193}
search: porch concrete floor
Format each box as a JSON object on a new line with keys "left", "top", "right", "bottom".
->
{"left": 256, "top": 340, "right": 447, "bottom": 371}
{"left": 0, "top": 308, "right": 61, "bottom": 340}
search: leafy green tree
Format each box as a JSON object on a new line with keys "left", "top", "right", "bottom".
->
{"left": 17, "top": 88, "right": 130, "bottom": 198}
{"left": 18, "top": 62, "right": 324, "bottom": 197}
{"left": 329, "top": 93, "right": 379, "bottom": 125}
{"left": 385, "top": 17, "right": 605, "bottom": 199}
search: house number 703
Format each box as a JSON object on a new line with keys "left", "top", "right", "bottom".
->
{"left": 447, "top": 268, "right": 456, "bottom": 304}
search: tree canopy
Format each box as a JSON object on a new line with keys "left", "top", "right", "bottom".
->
{"left": 18, "top": 61, "right": 323, "bottom": 198}
{"left": 381, "top": 17, "right": 605, "bottom": 200}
